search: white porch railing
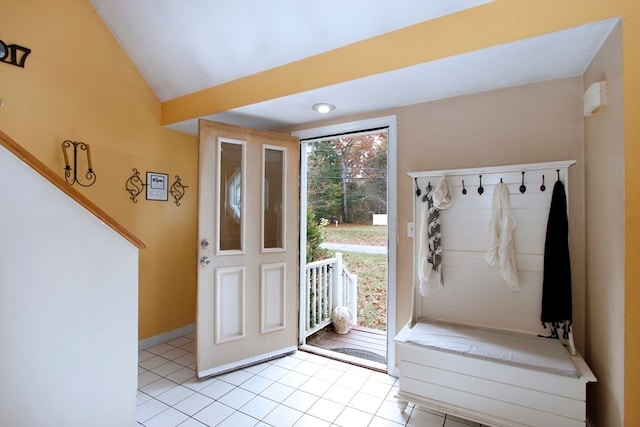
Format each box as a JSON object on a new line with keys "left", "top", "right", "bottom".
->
{"left": 304, "top": 252, "right": 358, "bottom": 337}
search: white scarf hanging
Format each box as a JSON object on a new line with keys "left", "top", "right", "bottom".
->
{"left": 432, "top": 175, "right": 453, "bottom": 209}
{"left": 485, "top": 181, "right": 520, "bottom": 291}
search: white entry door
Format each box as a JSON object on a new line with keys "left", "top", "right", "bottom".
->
{"left": 196, "top": 120, "right": 299, "bottom": 378}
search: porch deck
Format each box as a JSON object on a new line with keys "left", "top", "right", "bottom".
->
{"left": 303, "top": 325, "right": 387, "bottom": 371}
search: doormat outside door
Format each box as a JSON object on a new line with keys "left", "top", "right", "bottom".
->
{"left": 331, "top": 348, "right": 386, "bottom": 364}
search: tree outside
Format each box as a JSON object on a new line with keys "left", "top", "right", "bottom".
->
{"left": 305, "top": 206, "right": 328, "bottom": 263}
{"left": 306, "top": 132, "right": 387, "bottom": 224}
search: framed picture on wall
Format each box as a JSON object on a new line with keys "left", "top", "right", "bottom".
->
{"left": 146, "top": 171, "right": 168, "bottom": 201}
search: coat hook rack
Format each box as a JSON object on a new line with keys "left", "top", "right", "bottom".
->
{"left": 61, "top": 140, "right": 96, "bottom": 187}
{"left": 478, "top": 175, "right": 484, "bottom": 195}
{"left": 170, "top": 175, "right": 188, "bottom": 206}
{"left": 540, "top": 175, "right": 546, "bottom": 191}
{"left": 519, "top": 171, "right": 527, "bottom": 193}
{"left": 461, "top": 179, "right": 467, "bottom": 195}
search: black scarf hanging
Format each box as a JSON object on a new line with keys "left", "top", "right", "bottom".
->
{"left": 422, "top": 184, "right": 443, "bottom": 287}
{"left": 541, "top": 179, "right": 572, "bottom": 338}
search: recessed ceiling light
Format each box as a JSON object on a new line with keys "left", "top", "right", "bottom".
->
{"left": 312, "top": 103, "right": 335, "bottom": 114}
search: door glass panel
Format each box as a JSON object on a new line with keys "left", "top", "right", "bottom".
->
{"left": 262, "top": 146, "right": 286, "bottom": 251}
{"left": 218, "top": 138, "right": 245, "bottom": 253}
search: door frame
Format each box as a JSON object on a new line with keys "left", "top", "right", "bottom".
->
{"left": 293, "top": 115, "right": 398, "bottom": 375}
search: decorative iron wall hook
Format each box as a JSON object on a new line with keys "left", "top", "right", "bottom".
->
{"left": 556, "top": 169, "right": 561, "bottom": 181}
{"left": 540, "top": 175, "right": 546, "bottom": 191}
{"left": 461, "top": 179, "right": 467, "bottom": 195}
{"left": 170, "top": 175, "right": 188, "bottom": 206}
{"left": 519, "top": 171, "right": 527, "bottom": 193}
{"left": 61, "top": 140, "right": 96, "bottom": 187}
{"left": 125, "top": 168, "right": 145, "bottom": 203}
{"left": 414, "top": 177, "right": 421, "bottom": 197}
{"left": 478, "top": 175, "right": 484, "bottom": 195}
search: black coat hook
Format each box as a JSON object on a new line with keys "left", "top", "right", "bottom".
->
{"left": 478, "top": 175, "right": 484, "bottom": 195}
{"left": 519, "top": 171, "right": 527, "bottom": 194}
{"left": 461, "top": 179, "right": 467, "bottom": 195}
{"left": 414, "top": 177, "right": 421, "bottom": 197}
{"left": 540, "top": 175, "right": 546, "bottom": 191}
{"left": 556, "top": 169, "right": 561, "bottom": 181}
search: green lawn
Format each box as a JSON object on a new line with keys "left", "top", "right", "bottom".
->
{"left": 321, "top": 223, "right": 388, "bottom": 331}
{"left": 340, "top": 252, "right": 387, "bottom": 331}
{"left": 323, "top": 223, "right": 387, "bottom": 246}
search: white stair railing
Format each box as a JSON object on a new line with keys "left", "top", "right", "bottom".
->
{"left": 341, "top": 264, "right": 358, "bottom": 326}
{"left": 305, "top": 252, "right": 358, "bottom": 337}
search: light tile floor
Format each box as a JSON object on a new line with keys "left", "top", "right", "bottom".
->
{"left": 137, "top": 333, "right": 485, "bottom": 427}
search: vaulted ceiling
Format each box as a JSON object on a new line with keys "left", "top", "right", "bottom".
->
{"left": 90, "top": 0, "right": 617, "bottom": 134}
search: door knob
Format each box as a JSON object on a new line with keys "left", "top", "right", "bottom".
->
{"left": 200, "top": 256, "right": 211, "bottom": 266}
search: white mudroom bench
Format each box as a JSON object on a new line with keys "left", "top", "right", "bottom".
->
{"left": 396, "top": 162, "right": 596, "bottom": 427}
{"left": 395, "top": 319, "right": 595, "bottom": 427}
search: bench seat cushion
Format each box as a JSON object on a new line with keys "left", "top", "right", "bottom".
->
{"left": 405, "top": 319, "right": 579, "bottom": 378}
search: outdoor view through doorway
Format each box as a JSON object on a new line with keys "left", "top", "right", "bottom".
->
{"left": 302, "top": 128, "right": 389, "bottom": 370}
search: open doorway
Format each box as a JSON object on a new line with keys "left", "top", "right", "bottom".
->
{"left": 294, "top": 116, "right": 397, "bottom": 373}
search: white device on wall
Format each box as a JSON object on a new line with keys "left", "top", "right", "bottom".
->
{"left": 583, "top": 81, "right": 607, "bottom": 117}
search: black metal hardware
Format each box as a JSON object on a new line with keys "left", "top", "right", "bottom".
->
{"left": 519, "top": 171, "right": 527, "bottom": 194}
{"left": 540, "top": 175, "right": 546, "bottom": 191}
{"left": 478, "top": 175, "right": 484, "bottom": 195}
{"left": 556, "top": 169, "right": 561, "bottom": 181}
{"left": 125, "top": 168, "right": 145, "bottom": 203}
{"left": 414, "top": 177, "right": 421, "bottom": 197}
{"left": 170, "top": 175, "right": 188, "bottom": 206}
{"left": 461, "top": 179, "right": 467, "bottom": 195}
{"left": 126, "top": 168, "right": 187, "bottom": 206}
{"left": 0, "top": 38, "right": 31, "bottom": 68}
{"left": 61, "top": 140, "right": 96, "bottom": 187}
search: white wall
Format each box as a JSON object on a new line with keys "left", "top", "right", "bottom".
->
{"left": 583, "top": 22, "right": 625, "bottom": 427}
{"left": 0, "top": 146, "right": 138, "bottom": 426}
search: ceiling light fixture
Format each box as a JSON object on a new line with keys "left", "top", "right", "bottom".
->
{"left": 312, "top": 103, "right": 335, "bottom": 114}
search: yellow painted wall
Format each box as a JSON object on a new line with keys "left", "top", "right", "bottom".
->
{"left": 0, "top": 0, "right": 198, "bottom": 339}
{"left": 622, "top": 11, "right": 640, "bottom": 427}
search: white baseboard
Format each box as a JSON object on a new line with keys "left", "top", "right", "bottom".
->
{"left": 138, "top": 323, "right": 195, "bottom": 351}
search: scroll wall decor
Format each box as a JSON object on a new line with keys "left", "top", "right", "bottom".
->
{"left": 125, "top": 168, "right": 188, "bottom": 206}
{"left": 0, "top": 38, "right": 31, "bottom": 68}
{"left": 169, "top": 176, "right": 187, "bottom": 206}
{"left": 61, "top": 140, "right": 96, "bottom": 187}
